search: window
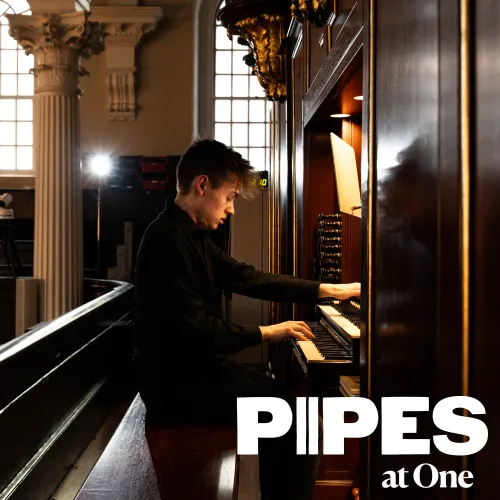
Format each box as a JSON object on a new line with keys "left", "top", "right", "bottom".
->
{"left": 0, "top": 0, "right": 34, "bottom": 172}
{"left": 214, "top": 1, "right": 271, "bottom": 171}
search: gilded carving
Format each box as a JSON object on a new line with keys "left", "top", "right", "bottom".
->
{"left": 7, "top": 12, "right": 104, "bottom": 93}
{"left": 290, "top": 0, "right": 330, "bottom": 26}
{"left": 230, "top": 14, "right": 286, "bottom": 102}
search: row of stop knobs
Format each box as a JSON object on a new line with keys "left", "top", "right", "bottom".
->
{"left": 316, "top": 213, "right": 342, "bottom": 283}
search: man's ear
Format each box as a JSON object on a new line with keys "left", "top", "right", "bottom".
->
{"left": 194, "top": 175, "right": 210, "bottom": 195}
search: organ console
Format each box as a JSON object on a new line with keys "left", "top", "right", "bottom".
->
{"left": 289, "top": 297, "right": 360, "bottom": 396}
{"left": 294, "top": 301, "right": 360, "bottom": 364}
{"left": 295, "top": 205, "right": 361, "bottom": 395}
{"left": 223, "top": 0, "right": 500, "bottom": 496}
{"left": 281, "top": 49, "right": 363, "bottom": 497}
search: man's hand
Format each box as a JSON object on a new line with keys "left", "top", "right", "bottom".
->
{"left": 260, "top": 321, "right": 315, "bottom": 343}
{"left": 318, "top": 282, "right": 361, "bottom": 300}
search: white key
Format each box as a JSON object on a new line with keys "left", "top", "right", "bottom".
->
{"left": 318, "top": 305, "right": 360, "bottom": 338}
{"left": 297, "top": 340, "right": 325, "bottom": 361}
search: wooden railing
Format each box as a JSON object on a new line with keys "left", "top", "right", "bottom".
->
{"left": 0, "top": 279, "right": 136, "bottom": 500}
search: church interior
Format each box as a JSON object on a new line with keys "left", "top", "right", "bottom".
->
{"left": 0, "top": 0, "right": 498, "bottom": 499}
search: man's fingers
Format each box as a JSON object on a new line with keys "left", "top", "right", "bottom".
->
{"left": 291, "top": 331, "right": 308, "bottom": 341}
{"left": 347, "top": 283, "right": 361, "bottom": 296}
{"left": 339, "top": 283, "right": 360, "bottom": 290}
{"left": 294, "top": 325, "right": 315, "bottom": 339}
{"left": 295, "top": 321, "right": 313, "bottom": 335}
{"left": 287, "top": 320, "right": 313, "bottom": 336}
{"left": 337, "top": 283, "right": 361, "bottom": 298}
{"left": 286, "top": 325, "right": 312, "bottom": 341}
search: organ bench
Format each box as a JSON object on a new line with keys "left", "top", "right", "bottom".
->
{"left": 75, "top": 394, "right": 239, "bottom": 500}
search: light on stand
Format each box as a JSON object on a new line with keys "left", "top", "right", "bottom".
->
{"left": 89, "top": 155, "right": 112, "bottom": 278}
{"left": 90, "top": 155, "right": 112, "bottom": 176}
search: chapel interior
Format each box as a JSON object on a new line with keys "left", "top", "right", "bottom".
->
{"left": 0, "top": 0, "right": 498, "bottom": 499}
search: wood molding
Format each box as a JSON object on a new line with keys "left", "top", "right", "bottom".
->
{"left": 303, "top": 2, "right": 362, "bottom": 125}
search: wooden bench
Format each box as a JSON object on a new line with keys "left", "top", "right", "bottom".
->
{"left": 75, "top": 394, "right": 239, "bottom": 500}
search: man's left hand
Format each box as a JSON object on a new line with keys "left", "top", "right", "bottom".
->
{"left": 318, "top": 282, "right": 361, "bottom": 301}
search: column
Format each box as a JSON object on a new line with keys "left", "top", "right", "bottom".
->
{"left": 8, "top": 12, "right": 104, "bottom": 321}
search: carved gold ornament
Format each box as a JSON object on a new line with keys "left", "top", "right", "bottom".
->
{"left": 229, "top": 13, "right": 286, "bottom": 102}
{"left": 290, "top": 0, "right": 331, "bottom": 27}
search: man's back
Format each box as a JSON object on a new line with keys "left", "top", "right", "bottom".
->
{"left": 134, "top": 201, "right": 265, "bottom": 395}
{"left": 136, "top": 202, "right": 223, "bottom": 373}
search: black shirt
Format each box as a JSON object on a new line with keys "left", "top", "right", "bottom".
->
{"left": 134, "top": 200, "right": 320, "bottom": 387}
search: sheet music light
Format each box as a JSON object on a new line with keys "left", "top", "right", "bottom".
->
{"left": 330, "top": 133, "right": 362, "bottom": 218}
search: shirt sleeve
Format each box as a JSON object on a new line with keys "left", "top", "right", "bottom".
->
{"left": 138, "top": 236, "right": 262, "bottom": 356}
{"left": 210, "top": 239, "right": 321, "bottom": 302}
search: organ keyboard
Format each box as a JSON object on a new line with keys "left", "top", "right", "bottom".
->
{"left": 290, "top": 299, "right": 361, "bottom": 386}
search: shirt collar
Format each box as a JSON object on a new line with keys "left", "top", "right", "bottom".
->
{"left": 164, "top": 199, "right": 200, "bottom": 232}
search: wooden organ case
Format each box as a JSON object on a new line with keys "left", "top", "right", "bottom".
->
{"left": 220, "top": 0, "right": 500, "bottom": 499}
{"left": 285, "top": 5, "right": 364, "bottom": 498}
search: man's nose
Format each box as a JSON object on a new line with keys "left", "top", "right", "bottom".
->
{"left": 226, "top": 204, "right": 235, "bottom": 215}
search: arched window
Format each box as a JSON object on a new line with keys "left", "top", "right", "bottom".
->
{"left": 0, "top": 0, "right": 34, "bottom": 173}
{"left": 195, "top": 0, "right": 271, "bottom": 171}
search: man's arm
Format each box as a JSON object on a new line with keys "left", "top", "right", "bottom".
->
{"left": 211, "top": 240, "right": 320, "bottom": 302}
{"left": 211, "top": 239, "right": 361, "bottom": 302}
{"left": 136, "top": 237, "right": 317, "bottom": 359}
{"left": 136, "top": 237, "right": 267, "bottom": 355}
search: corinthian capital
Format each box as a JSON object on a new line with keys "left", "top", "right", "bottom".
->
{"left": 8, "top": 11, "right": 104, "bottom": 58}
{"left": 7, "top": 11, "right": 104, "bottom": 92}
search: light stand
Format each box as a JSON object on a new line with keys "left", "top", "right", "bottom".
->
{"left": 90, "top": 155, "right": 112, "bottom": 278}
{"left": 96, "top": 179, "right": 102, "bottom": 277}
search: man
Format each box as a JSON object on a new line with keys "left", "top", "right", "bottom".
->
{"left": 134, "top": 139, "right": 361, "bottom": 500}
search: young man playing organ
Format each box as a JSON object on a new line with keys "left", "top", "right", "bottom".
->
{"left": 134, "top": 139, "right": 360, "bottom": 500}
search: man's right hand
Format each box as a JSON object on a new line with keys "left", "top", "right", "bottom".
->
{"left": 259, "top": 321, "right": 315, "bottom": 343}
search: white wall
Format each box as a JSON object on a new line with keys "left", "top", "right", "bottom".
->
{"left": 81, "top": 0, "right": 197, "bottom": 157}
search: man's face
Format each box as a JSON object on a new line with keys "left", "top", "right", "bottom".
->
{"left": 198, "top": 178, "right": 239, "bottom": 230}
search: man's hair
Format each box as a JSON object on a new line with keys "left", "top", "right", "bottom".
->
{"left": 176, "top": 139, "right": 260, "bottom": 199}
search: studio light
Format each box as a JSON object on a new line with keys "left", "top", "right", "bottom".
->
{"left": 90, "top": 155, "right": 112, "bottom": 176}
{"left": 87, "top": 154, "right": 112, "bottom": 278}
{"left": 330, "top": 113, "right": 351, "bottom": 118}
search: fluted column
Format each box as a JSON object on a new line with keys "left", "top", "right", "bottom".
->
{"left": 8, "top": 12, "right": 104, "bottom": 321}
